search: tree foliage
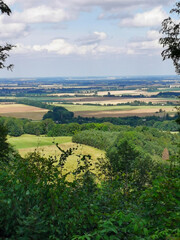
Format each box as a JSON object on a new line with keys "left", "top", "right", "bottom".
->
{"left": 160, "top": 1, "right": 180, "bottom": 74}
{"left": 0, "top": 120, "right": 180, "bottom": 239}
{"left": 0, "top": 1, "right": 14, "bottom": 70}
{"left": 43, "top": 106, "right": 74, "bottom": 123}
{"left": 0, "top": 0, "right": 11, "bottom": 15}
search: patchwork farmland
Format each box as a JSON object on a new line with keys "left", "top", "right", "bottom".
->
{"left": 0, "top": 104, "right": 48, "bottom": 120}
{"left": 54, "top": 104, "right": 176, "bottom": 118}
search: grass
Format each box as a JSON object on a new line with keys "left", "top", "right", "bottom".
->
{"left": 8, "top": 134, "right": 72, "bottom": 149}
{"left": 54, "top": 104, "right": 138, "bottom": 112}
{"left": 19, "top": 143, "right": 105, "bottom": 181}
{"left": 54, "top": 103, "right": 175, "bottom": 112}
{"left": 8, "top": 134, "right": 105, "bottom": 181}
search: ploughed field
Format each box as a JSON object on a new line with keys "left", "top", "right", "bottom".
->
{"left": 54, "top": 104, "right": 176, "bottom": 118}
{"left": 0, "top": 104, "right": 48, "bottom": 120}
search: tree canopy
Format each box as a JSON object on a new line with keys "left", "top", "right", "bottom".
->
{"left": 0, "top": 0, "right": 14, "bottom": 70}
{"left": 160, "top": 1, "right": 180, "bottom": 74}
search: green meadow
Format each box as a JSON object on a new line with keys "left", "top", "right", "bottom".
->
{"left": 8, "top": 134, "right": 72, "bottom": 149}
{"left": 54, "top": 103, "right": 174, "bottom": 112}
{"left": 8, "top": 134, "right": 105, "bottom": 181}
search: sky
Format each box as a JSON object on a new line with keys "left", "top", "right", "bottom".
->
{"left": 0, "top": 0, "right": 178, "bottom": 77}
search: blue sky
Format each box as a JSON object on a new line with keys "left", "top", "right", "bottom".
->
{"left": 0, "top": 0, "right": 177, "bottom": 77}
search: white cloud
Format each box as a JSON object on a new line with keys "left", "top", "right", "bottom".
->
{"left": 127, "top": 29, "right": 162, "bottom": 55}
{"left": 12, "top": 5, "right": 73, "bottom": 24}
{"left": 33, "top": 39, "right": 75, "bottom": 55}
{"left": 0, "top": 16, "right": 27, "bottom": 39}
{"left": 8, "top": 0, "right": 172, "bottom": 11}
{"left": 0, "top": 4, "right": 73, "bottom": 40}
{"left": 77, "top": 31, "right": 107, "bottom": 45}
{"left": 1, "top": 0, "right": 171, "bottom": 42}
{"left": 94, "top": 31, "right": 107, "bottom": 40}
{"left": 147, "top": 30, "right": 161, "bottom": 40}
{"left": 12, "top": 37, "right": 124, "bottom": 56}
{"left": 13, "top": 43, "right": 32, "bottom": 54}
{"left": 128, "top": 40, "right": 160, "bottom": 51}
{"left": 13, "top": 36, "right": 162, "bottom": 57}
{"left": 120, "top": 7, "right": 167, "bottom": 27}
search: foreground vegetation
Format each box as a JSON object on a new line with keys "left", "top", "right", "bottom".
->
{"left": 0, "top": 123, "right": 179, "bottom": 240}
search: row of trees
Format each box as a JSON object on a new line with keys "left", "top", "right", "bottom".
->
{"left": 0, "top": 115, "right": 179, "bottom": 137}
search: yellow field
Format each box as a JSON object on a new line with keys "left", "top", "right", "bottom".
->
{"left": 74, "top": 98, "right": 177, "bottom": 105}
{"left": 19, "top": 142, "right": 105, "bottom": 181}
{"left": 97, "top": 90, "right": 159, "bottom": 96}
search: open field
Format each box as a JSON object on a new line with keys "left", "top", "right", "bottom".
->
{"left": 54, "top": 103, "right": 175, "bottom": 117}
{"left": 0, "top": 104, "right": 48, "bottom": 120}
{"left": 54, "top": 104, "right": 176, "bottom": 112}
{"left": 0, "top": 96, "right": 16, "bottom": 99}
{"left": 73, "top": 110, "right": 174, "bottom": 118}
{"left": 97, "top": 90, "right": 160, "bottom": 96}
{"left": 59, "top": 96, "right": 178, "bottom": 104}
{"left": 49, "top": 90, "right": 159, "bottom": 97}
{"left": 72, "top": 98, "right": 177, "bottom": 105}
{"left": 20, "top": 143, "right": 105, "bottom": 181}
{"left": 8, "top": 135, "right": 72, "bottom": 149}
{"left": 8, "top": 135, "right": 105, "bottom": 181}
{"left": 49, "top": 93, "right": 95, "bottom": 97}
{"left": 59, "top": 104, "right": 175, "bottom": 117}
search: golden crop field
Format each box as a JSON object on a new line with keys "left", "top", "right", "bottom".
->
{"left": 97, "top": 90, "right": 160, "bottom": 96}
{"left": 73, "top": 98, "right": 177, "bottom": 105}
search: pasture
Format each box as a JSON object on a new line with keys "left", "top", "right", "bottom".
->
{"left": 0, "top": 104, "right": 48, "bottom": 120}
{"left": 54, "top": 103, "right": 175, "bottom": 118}
{"left": 8, "top": 134, "right": 72, "bottom": 149}
{"left": 8, "top": 135, "right": 105, "bottom": 181}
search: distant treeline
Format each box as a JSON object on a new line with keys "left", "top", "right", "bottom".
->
{"left": 0, "top": 99, "right": 179, "bottom": 136}
{"left": 0, "top": 86, "right": 102, "bottom": 96}
{"left": 16, "top": 98, "right": 53, "bottom": 110}
{"left": 121, "top": 92, "right": 180, "bottom": 98}
{"left": 13, "top": 98, "right": 180, "bottom": 126}
{"left": 154, "top": 92, "right": 180, "bottom": 98}
{"left": 0, "top": 99, "right": 15, "bottom": 102}
{"left": 1, "top": 114, "right": 179, "bottom": 137}
{"left": 77, "top": 101, "right": 178, "bottom": 106}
